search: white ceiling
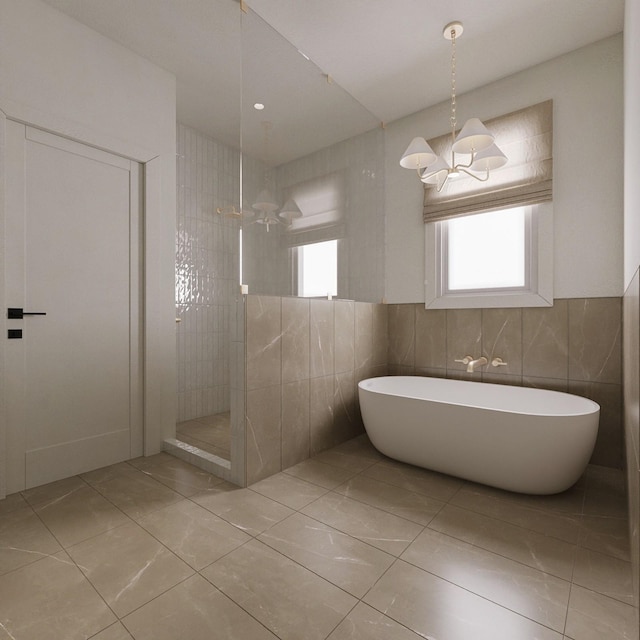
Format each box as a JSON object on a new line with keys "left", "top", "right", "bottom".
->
{"left": 40, "top": 0, "right": 624, "bottom": 164}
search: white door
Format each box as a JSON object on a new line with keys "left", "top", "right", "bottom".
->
{"left": 5, "top": 122, "right": 142, "bottom": 492}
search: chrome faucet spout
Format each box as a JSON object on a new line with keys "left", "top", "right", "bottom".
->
{"left": 466, "top": 356, "right": 488, "bottom": 372}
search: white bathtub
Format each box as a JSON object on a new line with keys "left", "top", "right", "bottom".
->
{"left": 358, "top": 376, "right": 600, "bottom": 495}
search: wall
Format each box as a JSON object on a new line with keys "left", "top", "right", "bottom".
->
{"left": 385, "top": 35, "right": 623, "bottom": 303}
{"left": 388, "top": 298, "right": 622, "bottom": 469}
{"left": 0, "top": 0, "right": 177, "bottom": 497}
{"left": 624, "top": 0, "right": 640, "bottom": 619}
{"left": 175, "top": 123, "right": 240, "bottom": 421}
{"left": 244, "top": 295, "right": 387, "bottom": 485}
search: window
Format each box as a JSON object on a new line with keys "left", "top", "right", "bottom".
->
{"left": 425, "top": 202, "right": 553, "bottom": 309}
{"left": 296, "top": 239, "right": 338, "bottom": 297}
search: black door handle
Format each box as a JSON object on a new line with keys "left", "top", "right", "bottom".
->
{"left": 7, "top": 308, "right": 47, "bottom": 319}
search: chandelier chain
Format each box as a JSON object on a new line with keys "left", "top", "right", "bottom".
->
{"left": 450, "top": 28, "right": 457, "bottom": 135}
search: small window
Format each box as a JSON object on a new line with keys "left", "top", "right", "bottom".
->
{"left": 445, "top": 207, "right": 528, "bottom": 292}
{"left": 425, "top": 203, "right": 553, "bottom": 309}
{"left": 297, "top": 239, "right": 338, "bottom": 297}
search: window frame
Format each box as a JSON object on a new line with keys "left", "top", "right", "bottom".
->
{"left": 424, "top": 202, "right": 553, "bottom": 309}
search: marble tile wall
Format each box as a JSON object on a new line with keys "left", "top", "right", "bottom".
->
{"left": 388, "top": 298, "right": 623, "bottom": 469}
{"left": 623, "top": 270, "right": 640, "bottom": 612}
{"left": 176, "top": 123, "right": 241, "bottom": 422}
{"left": 244, "top": 295, "right": 388, "bottom": 485}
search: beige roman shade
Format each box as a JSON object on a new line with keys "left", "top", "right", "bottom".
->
{"left": 423, "top": 100, "right": 553, "bottom": 223}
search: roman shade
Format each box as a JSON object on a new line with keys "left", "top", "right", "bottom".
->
{"left": 423, "top": 100, "right": 553, "bottom": 223}
{"left": 282, "top": 171, "right": 345, "bottom": 247}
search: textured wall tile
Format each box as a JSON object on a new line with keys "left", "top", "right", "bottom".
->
{"left": 387, "top": 304, "right": 415, "bottom": 366}
{"left": 309, "top": 375, "right": 335, "bottom": 455}
{"left": 569, "top": 298, "right": 622, "bottom": 384}
{"left": 446, "top": 309, "right": 482, "bottom": 373}
{"left": 522, "top": 301, "right": 569, "bottom": 379}
{"left": 282, "top": 297, "right": 310, "bottom": 384}
{"left": 310, "top": 300, "right": 335, "bottom": 378}
{"left": 482, "top": 308, "right": 522, "bottom": 375}
{"left": 569, "top": 381, "right": 623, "bottom": 469}
{"left": 415, "top": 308, "right": 446, "bottom": 369}
{"left": 481, "top": 372, "right": 523, "bottom": 387}
{"left": 522, "top": 376, "right": 569, "bottom": 393}
{"left": 282, "top": 380, "right": 310, "bottom": 470}
{"left": 415, "top": 367, "right": 447, "bottom": 379}
{"left": 246, "top": 295, "right": 282, "bottom": 391}
{"left": 246, "top": 385, "right": 282, "bottom": 485}
{"left": 623, "top": 274, "right": 640, "bottom": 471}
{"left": 354, "top": 303, "right": 373, "bottom": 369}
{"left": 334, "top": 300, "right": 355, "bottom": 374}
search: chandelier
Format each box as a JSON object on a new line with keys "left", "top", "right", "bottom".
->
{"left": 400, "top": 21, "right": 507, "bottom": 192}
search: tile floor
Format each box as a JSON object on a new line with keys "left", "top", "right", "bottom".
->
{"left": 176, "top": 412, "right": 231, "bottom": 460}
{"left": 0, "top": 434, "right": 636, "bottom": 640}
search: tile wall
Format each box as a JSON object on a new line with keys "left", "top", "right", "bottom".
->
{"left": 623, "top": 270, "right": 640, "bottom": 611}
{"left": 387, "top": 298, "right": 623, "bottom": 469}
{"left": 244, "top": 296, "right": 388, "bottom": 485}
{"left": 175, "top": 123, "right": 241, "bottom": 422}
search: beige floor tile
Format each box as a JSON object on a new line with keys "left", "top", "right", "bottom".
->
{"left": 334, "top": 474, "right": 445, "bottom": 525}
{"left": 81, "top": 461, "right": 141, "bottom": 485}
{"left": 283, "top": 459, "right": 358, "bottom": 489}
{"left": 137, "top": 499, "right": 250, "bottom": 570}
{"left": 301, "top": 492, "right": 423, "bottom": 556}
{"left": 572, "top": 546, "right": 634, "bottom": 604}
{"left": 363, "top": 560, "right": 562, "bottom": 640}
{"left": 91, "top": 622, "right": 134, "bottom": 639}
{"left": 0, "top": 551, "right": 116, "bottom": 640}
{"left": 330, "top": 434, "right": 385, "bottom": 461}
{"left": 0, "top": 500, "right": 62, "bottom": 575}
{"left": 259, "top": 512, "right": 394, "bottom": 598}
{"left": 249, "top": 472, "right": 329, "bottom": 510}
{"left": 202, "top": 539, "right": 357, "bottom": 640}
{"left": 176, "top": 420, "right": 230, "bottom": 447}
{"left": 327, "top": 602, "right": 424, "bottom": 640}
{"left": 192, "top": 487, "right": 293, "bottom": 536}
{"left": 21, "top": 475, "right": 88, "bottom": 507}
{"left": 66, "top": 521, "right": 194, "bottom": 617}
{"left": 401, "top": 528, "right": 570, "bottom": 632}
{"left": 89, "top": 471, "right": 183, "bottom": 520}
{"left": 583, "top": 486, "right": 628, "bottom": 519}
{"left": 311, "top": 449, "right": 378, "bottom": 473}
{"left": 25, "top": 482, "right": 129, "bottom": 548}
{"left": 564, "top": 584, "right": 637, "bottom": 640}
{"left": 429, "top": 504, "right": 577, "bottom": 580}
{"left": 122, "top": 574, "right": 277, "bottom": 640}
{"left": 128, "top": 453, "right": 225, "bottom": 497}
{"left": 361, "top": 459, "right": 463, "bottom": 502}
{"left": 580, "top": 515, "right": 630, "bottom": 561}
{"left": 451, "top": 484, "right": 582, "bottom": 543}
{"left": 0, "top": 492, "right": 29, "bottom": 516}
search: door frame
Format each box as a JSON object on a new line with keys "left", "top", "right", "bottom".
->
{"left": 0, "top": 107, "right": 176, "bottom": 499}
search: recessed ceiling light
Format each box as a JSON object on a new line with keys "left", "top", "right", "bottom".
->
{"left": 254, "top": 103, "right": 265, "bottom": 110}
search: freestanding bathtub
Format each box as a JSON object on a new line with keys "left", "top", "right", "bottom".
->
{"left": 358, "top": 376, "right": 600, "bottom": 495}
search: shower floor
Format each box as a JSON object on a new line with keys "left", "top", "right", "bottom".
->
{"left": 176, "top": 412, "right": 230, "bottom": 460}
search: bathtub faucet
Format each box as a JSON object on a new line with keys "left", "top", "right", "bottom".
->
{"left": 466, "top": 356, "right": 488, "bottom": 373}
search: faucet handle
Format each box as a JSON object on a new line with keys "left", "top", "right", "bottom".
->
{"left": 491, "top": 357, "right": 508, "bottom": 367}
{"left": 455, "top": 355, "right": 473, "bottom": 365}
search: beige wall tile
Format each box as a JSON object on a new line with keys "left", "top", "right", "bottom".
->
{"left": 522, "top": 300, "right": 569, "bottom": 379}
{"left": 335, "top": 300, "right": 355, "bottom": 373}
{"left": 446, "top": 309, "right": 482, "bottom": 373}
{"left": 246, "top": 295, "right": 282, "bottom": 390}
{"left": 388, "top": 304, "right": 415, "bottom": 366}
{"left": 282, "top": 297, "right": 310, "bottom": 384}
{"left": 569, "top": 298, "right": 622, "bottom": 384}
{"left": 310, "top": 375, "right": 335, "bottom": 455}
{"left": 415, "top": 307, "right": 446, "bottom": 369}
{"left": 246, "top": 385, "right": 282, "bottom": 485}
{"left": 334, "top": 371, "right": 363, "bottom": 443}
{"left": 355, "top": 302, "right": 374, "bottom": 369}
{"left": 281, "top": 380, "right": 310, "bottom": 469}
{"left": 372, "top": 304, "right": 388, "bottom": 366}
{"left": 482, "top": 308, "right": 522, "bottom": 375}
{"left": 310, "top": 299, "right": 335, "bottom": 377}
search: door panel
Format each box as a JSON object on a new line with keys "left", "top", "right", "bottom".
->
{"left": 5, "top": 121, "right": 142, "bottom": 491}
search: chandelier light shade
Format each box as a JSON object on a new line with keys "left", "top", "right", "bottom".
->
{"left": 400, "top": 21, "right": 507, "bottom": 192}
